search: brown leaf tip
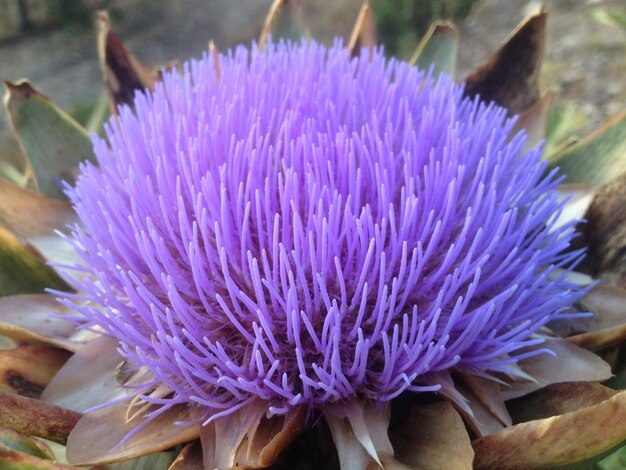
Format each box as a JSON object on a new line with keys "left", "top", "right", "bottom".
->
{"left": 464, "top": 7, "right": 548, "bottom": 114}
{"left": 348, "top": 0, "right": 377, "bottom": 58}
{"left": 3, "top": 79, "right": 45, "bottom": 101}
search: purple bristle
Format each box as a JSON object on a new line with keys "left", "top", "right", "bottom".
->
{"left": 64, "top": 40, "right": 582, "bottom": 423}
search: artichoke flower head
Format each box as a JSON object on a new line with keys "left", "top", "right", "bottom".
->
{"left": 1, "top": 3, "right": 626, "bottom": 470}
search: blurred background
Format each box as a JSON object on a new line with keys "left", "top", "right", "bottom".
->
{"left": 0, "top": 0, "right": 624, "bottom": 166}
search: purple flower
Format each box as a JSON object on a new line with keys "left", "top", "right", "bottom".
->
{"left": 64, "top": 40, "right": 582, "bottom": 424}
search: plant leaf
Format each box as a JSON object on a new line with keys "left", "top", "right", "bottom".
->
{"left": 0, "top": 391, "right": 80, "bottom": 444}
{"left": 461, "top": 373, "right": 511, "bottom": 427}
{"left": 449, "top": 379, "right": 506, "bottom": 437}
{"left": 324, "top": 400, "right": 394, "bottom": 468}
{"left": 26, "top": 235, "right": 82, "bottom": 273}
{"left": 3, "top": 80, "right": 95, "bottom": 200}
{"left": 436, "top": 371, "right": 513, "bottom": 437}
{"left": 390, "top": 401, "right": 474, "bottom": 470}
{"left": 235, "top": 407, "right": 306, "bottom": 468}
{"left": 0, "top": 449, "right": 78, "bottom": 469}
{"left": 0, "top": 178, "right": 75, "bottom": 240}
{"left": 168, "top": 442, "right": 202, "bottom": 470}
{"left": 0, "top": 178, "right": 79, "bottom": 274}
{"left": 557, "top": 285, "right": 626, "bottom": 349}
{"left": 324, "top": 412, "right": 375, "bottom": 470}
{"left": 85, "top": 93, "right": 110, "bottom": 134}
{"left": 581, "top": 168, "right": 626, "bottom": 283}
{"left": 0, "top": 428, "right": 55, "bottom": 460}
{"left": 507, "top": 382, "right": 617, "bottom": 424}
{"left": 96, "top": 11, "right": 155, "bottom": 113}
{"left": 551, "top": 285, "right": 626, "bottom": 335}
{"left": 347, "top": 1, "right": 377, "bottom": 58}
{"left": 552, "top": 183, "right": 595, "bottom": 232}
{"left": 258, "top": 0, "right": 311, "bottom": 51}
{"left": 409, "top": 22, "right": 459, "bottom": 79}
{"left": 544, "top": 103, "right": 586, "bottom": 157}
{"left": 501, "top": 337, "right": 612, "bottom": 400}
{"left": 549, "top": 110, "right": 626, "bottom": 187}
{"left": 0, "top": 160, "right": 30, "bottom": 188}
{"left": 512, "top": 92, "right": 554, "bottom": 151}
{"left": 66, "top": 404, "right": 199, "bottom": 466}
{"left": 580, "top": 285, "right": 626, "bottom": 324}
{"left": 0, "top": 228, "right": 70, "bottom": 296}
{"left": 473, "top": 389, "right": 626, "bottom": 469}
{"left": 198, "top": 400, "right": 263, "bottom": 469}
{"left": 0, "top": 294, "right": 80, "bottom": 351}
{"left": 591, "top": 7, "right": 626, "bottom": 32}
{"left": 0, "top": 346, "right": 70, "bottom": 399}
{"left": 463, "top": 7, "right": 546, "bottom": 115}
{"left": 41, "top": 336, "right": 127, "bottom": 412}
{"left": 105, "top": 451, "right": 176, "bottom": 470}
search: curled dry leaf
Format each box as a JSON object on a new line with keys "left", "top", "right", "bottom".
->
{"left": 568, "top": 320, "right": 626, "bottom": 351}
{"left": 0, "top": 345, "right": 70, "bottom": 398}
{"left": 324, "top": 401, "right": 394, "bottom": 469}
{"left": 464, "top": 7, "right": 546, "bottom": 115}
{"left": 501, "top": 337, "right": 612, "bottom": 400}
{"left": 452, "top": 380, "right": 505, "bottom": 438}
{"left": 96, "top": 11, "right": 155, "bottom": 113}
{"left": 0, "top": 178, "right": 76, "bottom": 240}
{"left": 41, "top": 335, "right": 127, "bottom": 412}
{"left": 389, "top": 401, "right": 474, "bottom": 470}
{"left": 582, "top": 168, "right": 626, "bottom": 285}
{"left": 202, "top": 404, "right": 306, "bottom": 469}
{"left": 0, "top": 391, "right": 80, "bottom": 444}
{"left": 347, "top": 1, "right": 377, "bottom": 58}
{"left": 473, "top": 389, "right": 626, "bottom": 470}
{"left": 202, "top": 400, "right": 266, "bottom": 469}
{"left": 441, "top": 381, "right": 504, "bottom": 436}
{"left": 324, "top": 412, "right": 374, "bottom": 470}
{"left": 66, "top": 403, "right": 199, "bottom": 466}
{"left": 235, "top": 407, "right": 306, "bottom": 468}
{"left": 507, "top": 382, "right": 617, "bottom": 424}
{"left": 435, "top": 372, "right": 506, "bottom": 437}
{"left": 168, "top": 441, "right": 203, "bottom": 470}
{"left": 460, "top": 373, "right": 512, "bottom": 428}
{"left": 556, "top": 285, "right": 626, "bottom": 349}
{"left": 0, "top": 294, "right": 80, "bottom": 352}
{"left": 0, "top": 173, "right": 82, "bottom": 276}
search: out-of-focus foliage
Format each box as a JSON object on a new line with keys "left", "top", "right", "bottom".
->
{"left": 3, "top": 0, "right": 119, "bottom": 37}
{"left": 372, "top": 0, "right": 477, "bottom": 58}
{"left": 591, "top": 5, "right": 626, "bottom": 33}
{"left": 600, "top": 446, "right": 626, "bottom": 470}
{"left": 544, "top": 103, "right": 587, "bottom": 157}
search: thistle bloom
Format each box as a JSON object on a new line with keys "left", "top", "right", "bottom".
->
{"left": 64, "top": 40, "right": 582, "bottom": 429}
